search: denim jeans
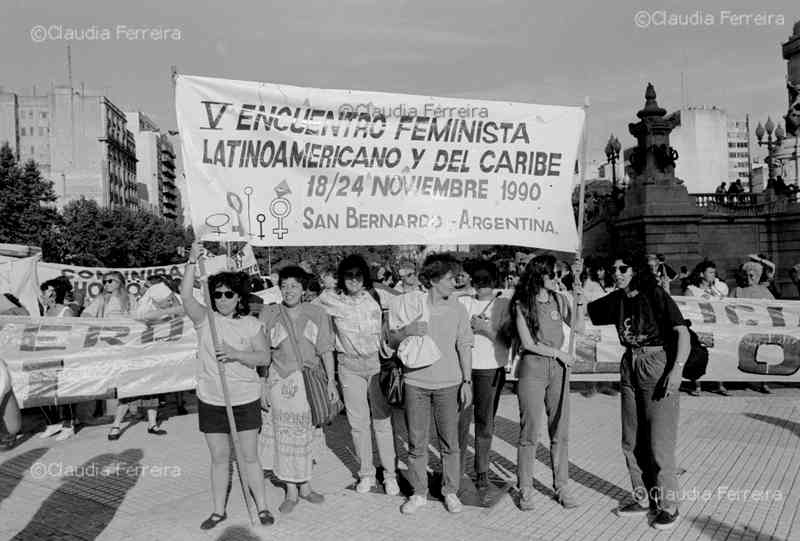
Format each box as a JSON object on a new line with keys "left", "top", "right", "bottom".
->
{"left": 404, "top": 383, "right": 460, "bottom": 496}
{"left": 516, "top": 354, "right": 571, "bottom": 495}
{"left": 339, "top": 369, "right": 397, "bottom": 479}
{"left": 458, "top": 368, "right": 505, "bottom": 476}
{"left": 620, "top": 347, "right": 680, "bottom": 512}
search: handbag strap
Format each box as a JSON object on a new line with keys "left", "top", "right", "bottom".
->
{"left": 278, "top": 305, "right": 307, "bottom": 373}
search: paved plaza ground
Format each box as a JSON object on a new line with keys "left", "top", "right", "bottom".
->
{"left": 0, "top": 385, "right": 797, "bottom": 541}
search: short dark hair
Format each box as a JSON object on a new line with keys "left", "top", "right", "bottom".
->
{"left": 337, "top": 254, "right": 373, "bottom": 292}
{"left": 420, "top": 253, "right": 461, "bottom": 284}
{"left": 41, "top": 278, "right": 73, "bottom": 304}
{"left": 278, "top": 265, "right": 310, "bottom": 290}
{"left": 207, "top": 271, "right": 250, "bottom": 317}
{"left": 469, "top": 260, "right": 498, "bottom": 289}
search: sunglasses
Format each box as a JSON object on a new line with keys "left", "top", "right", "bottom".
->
{"left": 613, "top": 265, "right": 631, "bottom": 274}
{"left": 213, "top": 291, "right": 236, "bottom": 299}
{"left": 103, "top": 279, "right": 118, "bottom": 284}
{"left": 343, "top": 271, "right": 363, "bottom": 280}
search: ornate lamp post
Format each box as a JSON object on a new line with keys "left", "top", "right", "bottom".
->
{"left": 755, "top": 116, "right": 785, "bottom": 185}
{"left": 605, "top": 134, "right": 622, "bottom": 190}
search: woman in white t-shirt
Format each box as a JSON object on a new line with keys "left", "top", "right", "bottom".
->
{"left": 181, "top": 242, "right": 274, "bottom": 529}
{"left": 683, "top": 260, "right": 729, "bottom": 396}
{"left": 457, "top": 261, "right": 509, "bottom": 502}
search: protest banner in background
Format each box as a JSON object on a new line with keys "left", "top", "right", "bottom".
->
{"left": 0, "top": 315, "right": 198, "bottom": 408}
{"left": 175, "top": 75, "right": 585, "bottom": 251}
{"left": 500, "top": 294, "right": 800, "bottom": 381}
{"left": 0, "top": 255, "right": 41, "bottom": 316}
{"left": 0, "top": 248, "right": 259, "bottom": 304}
{"left": 2, "top": 296, "right": 800, "bottom": 407}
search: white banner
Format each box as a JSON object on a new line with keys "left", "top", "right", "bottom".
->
{"left": 515, "top": 295, "right": 800, "bottom": 381}
{"left": 0, "top": 315, "right": 197, "bottom": 408}
{"left": 3, "top": 297, "right": 798, "bottom": 408}
{"left": 175, "top": 75, "right": 584, "bottom": 250}
{"left": 0, "top": 255, "right": 41, "bottom": 316}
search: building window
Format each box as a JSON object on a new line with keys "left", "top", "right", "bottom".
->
{"left": 20, "top": 127, "right": 26, "bottom": 136}
{"left": 41, "top": 112, "right": 47, "bottom": 119}
{"left": 38, "top": 127, "right": 44, "bottom": 136}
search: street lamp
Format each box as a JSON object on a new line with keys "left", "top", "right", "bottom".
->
{"left": 605, "top": 134, "right": 622, "bottom": 191}
{"left": 755, "top": 116, "right": 785, "bottom": 186}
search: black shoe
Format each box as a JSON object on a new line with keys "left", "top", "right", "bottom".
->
{"left": 200, "top": 512, "right": 226, "bottom": 530}
{"left": 177, "top": 406, "right": 188, "bottom": 416}
{"left": 107, "top": 426, "right": 121, "bottom": 441}
{"left": 258, "top": 509, "right": 275, "bottom": 526}
{"left": 616, "top": 500, "right": 650, "bottom": 517}
{"left": 652, "top": 509, "right": 679, "bottom": 530}
{"left": 147, "top": 426, "right": 167, "bottom": 435}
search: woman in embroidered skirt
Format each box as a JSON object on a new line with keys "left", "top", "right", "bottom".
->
{"left": 260, "top": 265, "right": 336, "bottom": 513}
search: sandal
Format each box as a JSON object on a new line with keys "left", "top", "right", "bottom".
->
{"left": 278, "top": 498, "right": 298, "bottom": 514}
{"left": 299, "top": 490, "right": 324, "bottom": 504}
{"left": 107, "top": 427, "right": 121, "bottom": 441}
{"left": 258, "top": 509, "right": 275, "bottom": 525}
{"left": 200, "top": 512, "right": 227, "bottom": 530}
{"left": 147, "top": 426, "right": 167, "bottom": 435}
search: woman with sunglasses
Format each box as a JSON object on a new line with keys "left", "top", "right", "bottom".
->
{"left": 259, "top": 265, "right": 335, "bottom": 513}
{"left": 502, "top": 254, "right": 583, "bottom": 511}
{"left": 81, "top": 272, "right": 144, "bottom": 440}
{"left": 181, "top": 241, "right": 274, "bottom": 529}
{"left": 586, "top": 253, "right": 689, "bottom": 531}
{"left": 314, "top": 254, "right": 399, "bottom": 496}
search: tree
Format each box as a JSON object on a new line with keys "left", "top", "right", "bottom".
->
{"left": 58, "top": 197, "right": 193, "bottom": 267}
{"left": 0, "top": 143, "right": 60, "bottom": 248}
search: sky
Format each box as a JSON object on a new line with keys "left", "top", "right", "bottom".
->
{"left": 1, "top": 0, "right": 798, "bottom": 170}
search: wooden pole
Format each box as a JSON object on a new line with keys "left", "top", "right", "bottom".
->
{"left": 568, "top": 97, "right": 590, "bottom": 357}
{"left": 197, "top": 255, "right": 258, "bottom": 526}
{"left": 173, "top": 67, "right": 257, "bottom": 524}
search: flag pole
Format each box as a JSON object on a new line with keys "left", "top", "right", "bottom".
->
{"left": 568, "top": 97, "right": 590, "bottom": 357}
{"left": 172, "top": 68, "right": 257, "bottom": 525}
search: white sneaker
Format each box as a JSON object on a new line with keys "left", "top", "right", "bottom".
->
{"left": 444, "top": 493, "right": 463, "bottom": 513}
{"left": 401, "top": 494, "right": 427, "bottom": 514}
{"left": 39, "top": 424, "right": 62, "bottom": 439}
{"left": 356, "top": 476, "right": 375, "bottom": 494}
{"left": 54, "top": 427, "right": 75, "bottom": 441}
{"left": 384, "top": 477, "right": 400, "bottom": 496}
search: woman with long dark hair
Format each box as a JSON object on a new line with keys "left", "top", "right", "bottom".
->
{"left": 503, "top": 254, "right": 583, "bottom": 511}
{"left": 587, "top": 253, "right": 689, "bottom": 531}
{"left": 181, "top": 242, "right": 274, "bottom": 529}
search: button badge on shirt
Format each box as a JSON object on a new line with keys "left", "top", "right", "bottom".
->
{"left": 550, "top": 310, "right": 561, "bottom": 321}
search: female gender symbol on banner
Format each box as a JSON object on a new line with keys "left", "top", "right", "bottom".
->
{"left": 226, "top": 192, "right": 246, "bottom": 238}
{"left": 270, "top": 180, "right": 292, "bottom": 240}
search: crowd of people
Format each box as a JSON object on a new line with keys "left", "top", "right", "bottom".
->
{"left": 2, "top": 244, "right": 799, "bottom": 533}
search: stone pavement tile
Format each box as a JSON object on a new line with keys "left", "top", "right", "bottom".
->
{"left": 2, "top": 391, "right": 799, "bottom": 540}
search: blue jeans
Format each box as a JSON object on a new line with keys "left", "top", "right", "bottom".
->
{"left": 404, "top": 383, "right": 460, "bottom": 496}
{"left": 517, "top": 354, "right": 571, "bottom": 495}
{"left": 620, "top": 347, "right": 680, "bottom": 512}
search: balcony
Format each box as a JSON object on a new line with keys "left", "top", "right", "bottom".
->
{"left": 693, "top": 191, "right": 800, "bottom": 216}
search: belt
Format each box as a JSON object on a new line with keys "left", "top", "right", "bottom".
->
{"left": 627, "top": 345, "right": 664, "bottom": 353}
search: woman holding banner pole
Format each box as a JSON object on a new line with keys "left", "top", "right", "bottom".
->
{"left": 181, "top": 242, "right": 275, "bottom": 529}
